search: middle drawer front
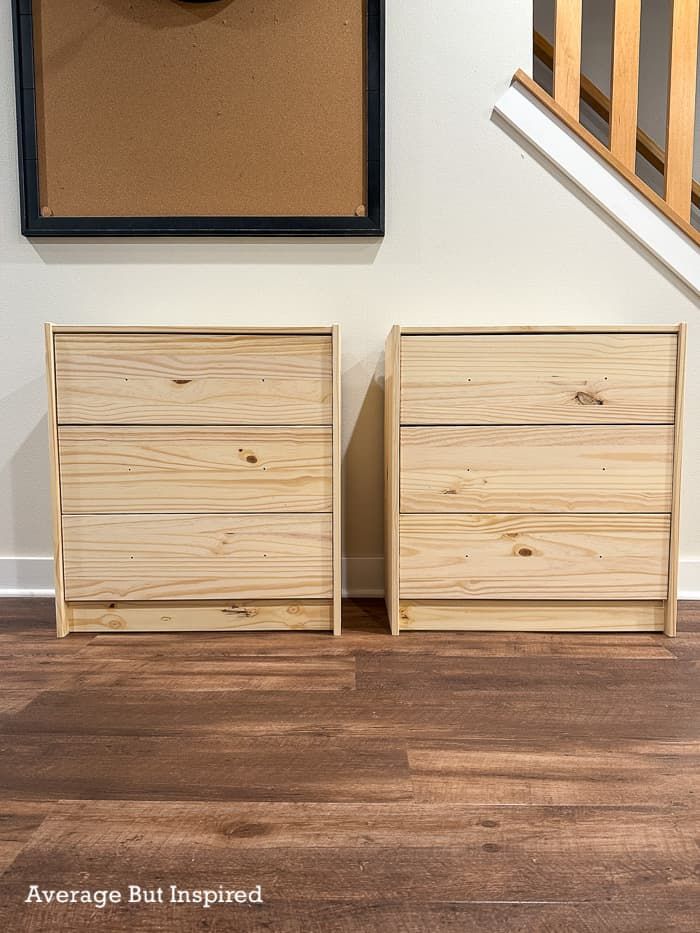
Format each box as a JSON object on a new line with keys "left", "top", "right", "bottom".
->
{"left": 400, "top": 514, "right": 670, "bottom": 599}
{"left": 62, "top": 513, "right": 332, "bottom": 601}
{"left": 58, "top": 426, "right": 332, "bottom": 514}
{"left": 400, "top": 425, "right": 673, "bottom": 513}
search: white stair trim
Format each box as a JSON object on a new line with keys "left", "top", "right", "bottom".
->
{"left": 494, "top": 82, "right": 700, "bottom": 295}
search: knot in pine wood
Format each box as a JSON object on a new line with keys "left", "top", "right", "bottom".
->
{"left": 575, "top": 390, "right": 604, "bottom": 406}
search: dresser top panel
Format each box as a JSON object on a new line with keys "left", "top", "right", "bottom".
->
{"left": 395, "top": 325, "right": 683, "bottom": 336}
{"left": 46, "top": 324, "right": 335, "bottom": 336}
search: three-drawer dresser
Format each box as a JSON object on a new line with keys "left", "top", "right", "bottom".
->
{"left": 46, "top": 325, "right": 341, "bottom": 637}
{"left": 385, "top": 325, "right": 686, "bottom": 636}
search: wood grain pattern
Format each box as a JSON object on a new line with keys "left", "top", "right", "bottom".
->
{"left": 54, "top": 334, "right": 333, "bottom": 425}
{"left": 554, "top": 0, "right": 583, "bottom": 117}
{"left": 399, "top": 599, "right": 665, "bottom": 632}
{"left": 332, "top": 325, "right": 342, "bottom": 636}
{"left": 534, "top": 29, "right": 700, "bottom": 210}
{"left": 400, "top": 513, "right": 670, "bottom": 599}
{"left": 665, "top": 0, "right": 700, "bottom": 219}
{"left": 62, "top": 514, "right": 332, "bottom": 601}
{"left": 384, "top": 326, "right": 401, "bottom": 635}
{"left": 400, "top": 333, "right": 677, "bottom": 425}
{"left": 0, "top": 801, "right": 52, "bottom": 876}
{"left": 399, "top": 325, "right": 683, "bottom": 334}
{"left": 1, "top": 799, "right": 698, "bottom": 931}
{"left": 610, "top": 0, "right": 642, "bottom": 168}
{"left": 408, "top": 740, "right": 699, "bottom": 804}
{"left": 352, "top": 653, "right": 691, "bottom": 700}
{"left": 58, "top": 426, "right": 332, "bottom": 514}
{"left": 51, "top": 657, "right": 355, "bottom": 692}
{"left": 49, "top": 326, "right": 335, "bottom": 335}
{"left": 44, "top": 325, "right": 68, "bottom": 637}
{"left": 10, "top": 649, "right": 696, "bottom": 745}
{"left": 666, "top": 322, "right": 687, "bottom": 636}
{"left": 400, "top": 425, "right": 673, "bottom": 513}
{"left": 76, "top": 608, "right": 675, "bottom": 660}
{"left": 66, "top": 600, "right": 333, "bottom": 633}
{"left": 0, "top": 734, "right": 411, "bottom": 803}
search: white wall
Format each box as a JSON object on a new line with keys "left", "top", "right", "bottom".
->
{"left": 1, "top": 1, "right": 699, "bottom": 595}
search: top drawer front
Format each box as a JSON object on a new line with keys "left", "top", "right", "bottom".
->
{"left": 400, "top": 334, "right": 677, "bottom": 425}
{"left": 54, "top": 334, "right": 333, "bottom": 425}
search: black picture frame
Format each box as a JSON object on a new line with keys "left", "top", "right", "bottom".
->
{"left": 11, "top": 0, "right": 385, "bottom": 238}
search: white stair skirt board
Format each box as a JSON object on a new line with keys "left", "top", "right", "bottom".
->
{"left": 1, "top": 556, "right": 699, "bottom": 600}
{"left": 494, "top": 82, "right": 700, "bottom": 296}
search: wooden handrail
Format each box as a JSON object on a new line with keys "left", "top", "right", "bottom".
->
{"left": 513, "top": 69, "right": 700, "bottom": 248}
{"left": 533, "top": 30, "right": 700, "bottom": 209}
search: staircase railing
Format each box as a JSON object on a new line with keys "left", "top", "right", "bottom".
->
{"left": 514, "top": 0, "right": 699, "bottom": 246}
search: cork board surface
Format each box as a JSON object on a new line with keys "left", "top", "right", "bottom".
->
{"left": 32, "top": 0, "right": 366, "bottom": 218}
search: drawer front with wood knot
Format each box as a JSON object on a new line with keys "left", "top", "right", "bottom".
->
{"left": 46, "top": 325, "right": 341, "bottom": 636}
{"left": 385, "top": 326, "right": 685, "bottom": 636}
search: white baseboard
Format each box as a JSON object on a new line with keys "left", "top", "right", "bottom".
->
{"left": 0, "top": 557, "right": 55, "bottom": 596}
{"left": 1, "top": 556, "right": 699, "bottom": 599}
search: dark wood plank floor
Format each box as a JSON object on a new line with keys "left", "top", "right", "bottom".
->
{"left": 0, "top": 598, "right": 698, "bottom": 932}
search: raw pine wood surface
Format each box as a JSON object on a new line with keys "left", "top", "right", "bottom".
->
{"left": 610, "top": 0, "right": 642, "bottom": 168}
{"left": 332, "top": 325, "right": 342, "bottom": 636}
{"left": 533, "top": 29, "right": 700, "bottom": 210}
{"left": 667, "top": 322, "right": 688, "bottom": 635}
{"left": 384, "top": 326, "right": 401, "bottom": 635}
{"left": 400, "top": 425, "right": 673, "bottom": 513}
{"left": 58, "top": 426, "right": 332, "bottom": 514}
{"left": 400, "top": 333, "right": 677, "bottom": 425}
{"left": 554, "top": 0, "right": 583, "bottom": 118}
{"left": 62, "top": 514, "right": 333, "bottom": 601}
{"left": 66, "top": 600, "right": 333, "bottom": 634}
{"left": 0, "top": 597, "right": 698, "bottom": 931}
{"left": 54, "top": 334, "right": 333, "bottom": 426}
{"left": 400, "top": 513, "right": 670, "bottom": 599}
{"left": 43, "top": 325, "right": 67, "bottom": 637}
{"left": 665, "top": 0, "right": 700, "bottom": 220}
{"left": 399, "top": 599, "right": 666, "bottom": 632}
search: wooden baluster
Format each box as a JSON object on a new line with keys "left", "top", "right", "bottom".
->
{"left": 554, "top": 0, "right": 583, "bottom": 118}
{"left": 610, "top": 0, "right": 642, "bottom": 168}
{"left": 665, "top": 0, "right": 700, "bottom": 220}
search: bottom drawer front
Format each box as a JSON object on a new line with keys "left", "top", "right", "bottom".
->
{"left": 400, "top": 514, "right": 670, "bottom": 599}
{"left": 66, "top": 600, "right": 333, "bottom": 633}
{"left": 62, "top": 514, "right": 332, "bottom": 601}
{"left": 399, "top": 600, "right": 665, "bottom": 632}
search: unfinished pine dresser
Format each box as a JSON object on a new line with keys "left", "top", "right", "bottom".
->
{"left": 46, "top": 325, "right": 341, "bottom": 637}
{"left": 385, "top": 325, "right": 686, "bottom": 636}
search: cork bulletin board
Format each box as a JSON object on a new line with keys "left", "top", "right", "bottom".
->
{"left": 12, "top": 0, "right": 384, "bottom": 236}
